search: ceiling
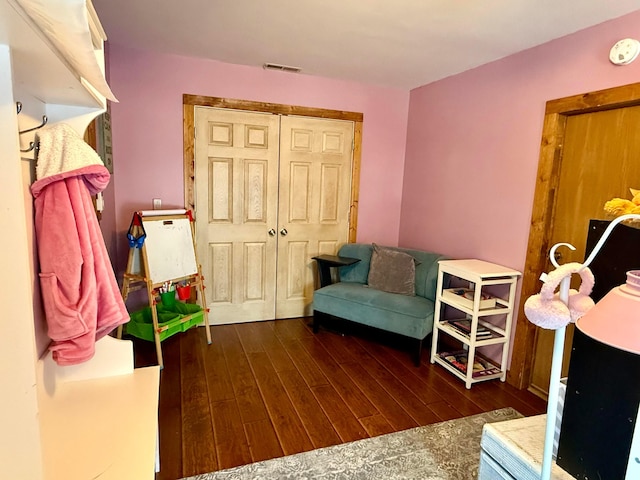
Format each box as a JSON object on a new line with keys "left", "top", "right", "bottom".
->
{"left": 93, "top": 0, "right": 640, "bottom": 90}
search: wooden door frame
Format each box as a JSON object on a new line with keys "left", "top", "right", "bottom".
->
{"left": 182, "top": 94, "right": 363, "bottom": 243}
{"left": 508, "top": 81, "right": 640, "bottom": 390}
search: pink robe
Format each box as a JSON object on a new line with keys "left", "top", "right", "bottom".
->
{"left": 31, "top": 164, "right": 128, "bottom": 365}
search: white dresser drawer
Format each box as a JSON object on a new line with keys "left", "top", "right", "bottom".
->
{"left": 479, "top": 451, "right": 517, "bottom": 480}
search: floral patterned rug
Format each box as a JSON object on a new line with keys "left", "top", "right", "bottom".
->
{"left": 182, "top": 407, "right": 522, "bottom": 480}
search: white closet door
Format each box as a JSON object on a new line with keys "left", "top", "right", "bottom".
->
{"left": 195, "top": 107, "right": 280, "bottom": 324}
{"left": 195, "top": 108, "right": 354, "bottom": 323}
{"left": 276, "top": 116, "right": 354, "bottom": 319}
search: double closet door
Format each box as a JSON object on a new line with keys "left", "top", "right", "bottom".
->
{"left": 194, "top": 106, "right": 354, "bottom": 324}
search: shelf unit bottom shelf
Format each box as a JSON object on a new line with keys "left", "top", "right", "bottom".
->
{"left": 432, "top": 351, "right": 505, "bottom": 388}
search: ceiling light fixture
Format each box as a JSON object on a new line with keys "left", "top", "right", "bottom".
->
{"left": 262, "top": 63, "right": 301, "bottom": 73}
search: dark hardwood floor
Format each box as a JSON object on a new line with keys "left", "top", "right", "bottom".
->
{"left": 132, "top": 317, "right": 547, "bottom": 480}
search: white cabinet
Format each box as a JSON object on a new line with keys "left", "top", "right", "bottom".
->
{"left": 1, "top": 0, "right": 116, "bottom": 110}
{"left": 430, "top": 259, "right": 521, "bottom": 389}
{"left": 37, "top": 337, "right": 160, "bottom": 480}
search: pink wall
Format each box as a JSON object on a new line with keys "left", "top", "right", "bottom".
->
{"left": 107, "top": 45, "right": 409, "bottom": 274}
{"left": 401, "top": 11, "right": 640, "bottom": 273}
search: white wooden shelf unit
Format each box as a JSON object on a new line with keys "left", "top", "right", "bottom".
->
{"left": 430, "top": 259, "right": 521, "bottom": 389}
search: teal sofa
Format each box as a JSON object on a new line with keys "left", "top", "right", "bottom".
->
{"left": 312, "top": 243, "right": 448, "bottom": 365}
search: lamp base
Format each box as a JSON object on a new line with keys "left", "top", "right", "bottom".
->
{"left": 557, "top": 329, "right": 640, "bottom": 479}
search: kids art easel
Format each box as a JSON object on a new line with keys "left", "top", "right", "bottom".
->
{"left": 117, "top": 209, "right": 212, "bottom": 368}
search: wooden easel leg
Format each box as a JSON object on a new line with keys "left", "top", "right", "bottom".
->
{"left": 116, "top": 275, "right": 132, "bottom": 339}
{"left": 147, "top": 283, "right": 164, "bottom": 369}
{"left": 116, "top": 253, "right": 133, "bottom": 340}
{"left": 153, "top": 329, "right": 164, "bottom": 370}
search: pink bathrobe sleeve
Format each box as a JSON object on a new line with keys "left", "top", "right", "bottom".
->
{"left": 31, "top": 165, "right": 129, "bottom": 365}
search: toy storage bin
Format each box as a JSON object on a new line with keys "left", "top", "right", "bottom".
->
{"left": 169, "top": 301, "right": 202, "bottom": 316}
{"left": 126, "top": 303, "right": 203, "bottom": 342}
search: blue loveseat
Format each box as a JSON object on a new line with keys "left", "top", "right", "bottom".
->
{"left": 312, "top": 243, "right": 448, "bottom": 365}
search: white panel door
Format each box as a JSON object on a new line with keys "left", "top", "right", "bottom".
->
{"left": 276, "top": 116, "right": 354, "bottom": 318}
{"left": 195, "top": 107, "right": 280, "bottom": 324}
{"left": 194, "top": 108, "right": 354, "bottom": 323}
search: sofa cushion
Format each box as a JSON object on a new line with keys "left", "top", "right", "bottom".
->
{"left": 367, "top": 243, "right": 416, "bottom": 296}
{"left": 312, "top": 283, "right": 435, "bottom": 339}
{"left": 402, "top": 249, "right": 444, "bottom": 301}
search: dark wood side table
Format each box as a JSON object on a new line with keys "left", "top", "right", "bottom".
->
{"left": 312, "top": 254, "right": 360, "bottom": 288}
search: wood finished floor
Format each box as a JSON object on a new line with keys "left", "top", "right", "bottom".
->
{"left": 132, "top": 317, "right": 547, "bottom": 480}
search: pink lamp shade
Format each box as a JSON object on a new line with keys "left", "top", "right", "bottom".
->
{"left": 576, "top": 270, "right": 640, "bottom": 355}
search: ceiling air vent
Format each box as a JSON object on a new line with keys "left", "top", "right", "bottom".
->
{"left": 263, "top": 63, "right": 301, "bottom": 74}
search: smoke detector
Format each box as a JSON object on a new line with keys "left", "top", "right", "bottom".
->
{"left": 262, "top": 63, "right": 302, "bottom": 73}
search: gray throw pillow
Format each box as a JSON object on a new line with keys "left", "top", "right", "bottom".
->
{"left": 367, "top": 243, "right": 416, "bottom": 296}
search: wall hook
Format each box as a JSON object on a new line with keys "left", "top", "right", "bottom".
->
{"left": 16, "top": 101, "right": 22, "bottom": 114}
{"left": 20, "top": 142, "right": 36, "bottom": 153}
{"left": 19, "top": 115, "right": 48, "bottom": 135}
